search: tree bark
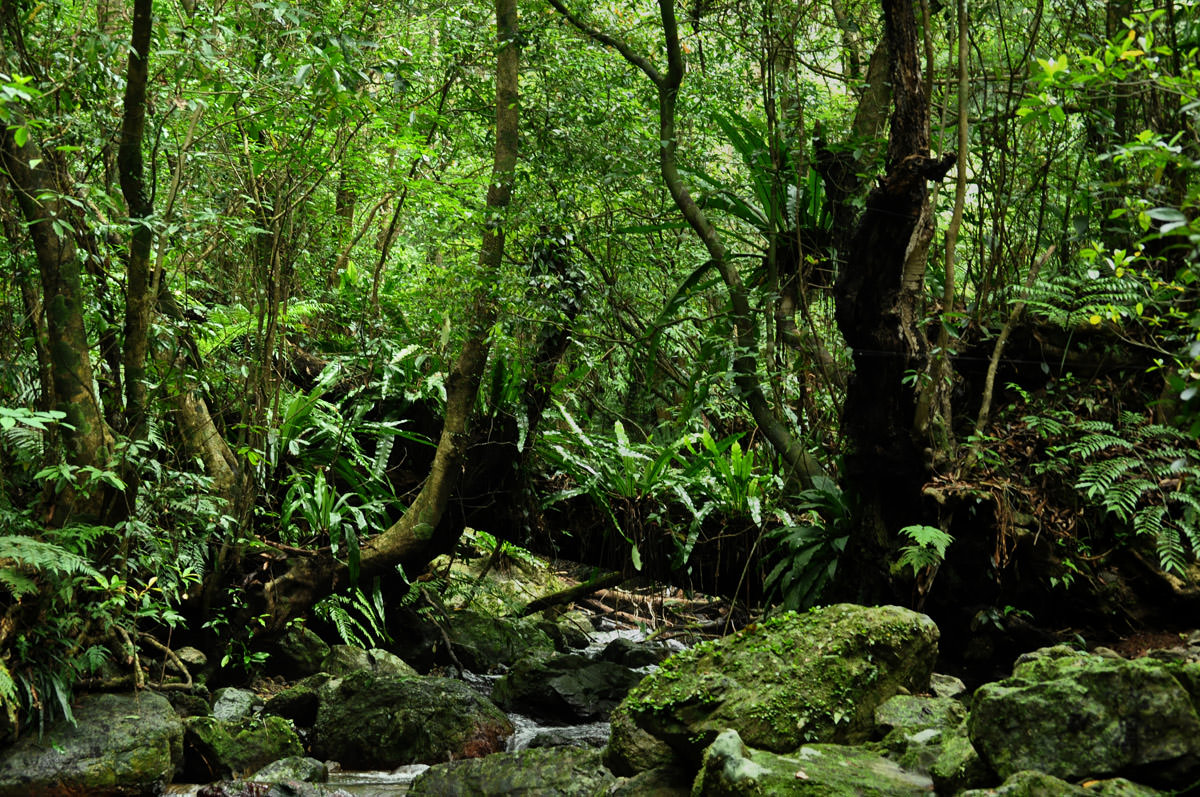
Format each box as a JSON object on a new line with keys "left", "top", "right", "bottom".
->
{"left": 830, "top": 0, "right": 955, "bottom": 604}
{"left": 117, "top": 0, "right": 155, "bottom": 516}
{"left": 0, "top": 126, "right": 114, "bottom": 524}
{"left": 256, "top": 0, "right": 520, "bottom": 632}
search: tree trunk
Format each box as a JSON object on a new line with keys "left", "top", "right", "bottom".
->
{"left": 548, "top": 0, "right": 826, "bottom": 490}
{"left": 117, "top": 0, "right": 154, "bottom": 515}
{"left": 830, "top": 0, "right": 955, "bottom": 604}
{"left": 0, "top": 127, "right": 114, "bottom": 525}
{"left": 255, "top": 0, "right": 520, "bottom": 632}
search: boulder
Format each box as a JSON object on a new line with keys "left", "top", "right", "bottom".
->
{"left": 311, "top": 671, "right": 512, "bottom": 768}
{"left": 250, "top": 755, "right": 329, "bottom": 783}
{"left": 968, "top": 646, "right": 1200, "bottom": 788}
{"left": 692, "top": 728, "right": 932, "bottom": 796}
{"left": 408, "top": 746, "right": 616, "bottom": 796}
{"left": 271, "top": 625, "right": 332, "bottom": 678}
{"left": 0, "top": 691, "right": 182, "bottom": 796}
{"left": 321, "top": 644, "right": 418, "bottom": 677}
{"left": 262, "top": 676, "right": 326, "bottom": 726}
{"left": 491, "top": 653, "right": 644, "bottom": 722}
{"left": 212, "top": 686, "right": 261, "bottom": 722}
{"left": 613, "top": 604, "right": 938, "bottom": 768}
{"left": 930, "top": 722, "right": 991, "bottom": 794}
{"left": 605, "top": 701, "right": 679, "bottom": 776}
{"left": 183, "top": 715, "right": 304, "bottom": 780}
{"left": 444, "top": 610, "right": 555, "bottom": 671}
{"left": 608, "top": 766, "right": 692, "bottom": 796}
{"left": 959, "top": 770, "right": 1161, "bottom": 796}
{"left": 874, "top": 693, "right": 966, "bottom": 737}
{"left": 600, "top": 636, "right": 674, "bottom": 668}
{"left": 197, "top": 781, "right": 351, "bottom": 797}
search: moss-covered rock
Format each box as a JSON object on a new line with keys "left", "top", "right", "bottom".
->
{"left": 615, "top": 604, "right": 938, "bottom": 768}
{"left": 0, "top": 691, "right": 182, "bottom": 796}
{"left": 183, "top": 715, "right": 303, "bottom": 780}
{"left": 250, "top": 755, "right": 329, "bottom": 783}
{"left": 408, "top": 746, "right": 616, "bottom": 796}
{"left": 968, "top": 647, "right": 1200, "bottom": 788}
{"left": 271, "top": 624, "right": 331, "bottom": 678}
{"left": 874, "top": 693, "right": 966, "bottom": 736}
{"left": 445, "top": 610, "right": 556, "bottom": 671}
{"left": 960, "top": 769, "right": 1162, "bottom": 796}
{"left": 930, "top": 721, "right": 992, "bottom": 794}
{"left": 605, "top": 701, "right": 679, "bottom": 776}
{"left": 311, "top": 670, "right": 513, "bottom": 768}
{"left": 262, "top": 675, "right": 327, "bottom": 727}
{"left": 321, "top": 644, "right": 418, "bottom": 678}
{"left": 692, "top": 729, "right": 932, "bottom": 796}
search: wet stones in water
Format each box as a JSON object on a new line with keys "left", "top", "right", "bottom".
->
{"left": 409, "top": 746, "right": 616, "bottom": 796}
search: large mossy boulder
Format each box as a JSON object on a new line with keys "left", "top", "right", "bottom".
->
{"left": 692, "top": 729, "right": 932, "bottom": 796}
{"left": 183, "top": 715, "right": 304, "bottom": 780}
{"left": 959, "top": 770, "right": 1162, "bottom": 796}
{"left": 0, "top": 691, "right": 182, "bottom": 796}
{"left": 311, "top": 670, "right": 513, "bottom": 768}
{"left": 271, "top": 624, "right": 331, "bottom": 678}
{"left": 613, "top": 604, "right": 939, "bottom": 768}
{"left": 968, "top": 646, "right": 1200, "bottom": 788}
{"left": 408, "top": 746, "right": 616, "bottom": 796}
{"left": 321, "top": 644, "right": 418, "bottom": 678}
{"left": 491, "top": 653, "right": 644, "bottom": 722}
{"left": 444, "top": 610, "right": 555, "bottom": 671}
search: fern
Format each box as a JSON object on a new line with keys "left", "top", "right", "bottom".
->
{"left": 0, "top": 535, "right": 99, "bottom": 598}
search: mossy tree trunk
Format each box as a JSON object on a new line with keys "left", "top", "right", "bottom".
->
{"left": 830, "top": 0, "right": 956, "bottom": 604}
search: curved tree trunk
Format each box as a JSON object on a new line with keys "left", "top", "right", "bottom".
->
{"left": 548, "top": 0, "right": 826, "bottom": 490}
{"left": 256, "top": 0, "right": 520, "bottom": 632}
{"left": 830, "top": 0, "right": 955, "bottom": 604}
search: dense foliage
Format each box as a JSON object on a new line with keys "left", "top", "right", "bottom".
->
{"left": 0, "top": 0, "right": 1196, "bottom": 734}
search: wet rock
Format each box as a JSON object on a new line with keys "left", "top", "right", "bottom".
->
{"left": 491, "top": 653, "right": 644, "bottom": 722}
{"left": 968, "top": 646, "right": 1200, "bottom": 788}
{"left": 321, "top": 644, "right": 417, "bottom": 678}
{"left": 311, "top": 670, "right": 512, "bottom": 768}
{"left": 611, "top": 604, "right": 939, "bottom": 769}
{"left": 0, "top": 691, "right": 182, "bottom": 796}
{"left": 271, "top": 625, "right": 331, "bottom": 679}
{"left": 608, "top": 766, "right": 692, "bottom": 796}
{"left": 600, "top": 636, "right": 673, "bottom": 668}
{"left": 197, "top": 781, "right": 350, "bottom": 797}
{"left": 408, "top": 746, "right": 616, "bottom": 796}
{"left": 183, "top": 715, "right": 303, "bottom": 780}
{"left": 692, "top": 728, "right": 932, "bottom": 796}
{"left": 212, "top": 686, "right": 261, "bottom": 722}
{"left": 251, "top": 755, "right": 329, "bottom": 783}
{"left": 930, "top": 672, "right": 968, "bottom": 700}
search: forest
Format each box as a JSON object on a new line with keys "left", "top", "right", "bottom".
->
{"left": 0, "top": 0, "right": 1198, "bottom": 767}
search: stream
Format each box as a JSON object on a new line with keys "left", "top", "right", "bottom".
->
{"left": 166, "top": 622, "right": 677, "bottom": 795}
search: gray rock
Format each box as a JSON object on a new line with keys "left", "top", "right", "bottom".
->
{"left": 0, "top": 691, "right": 182, "bottom": 796}
{"left": 968, "top": 647, "right": 1200, "bottom": 788}
{"left": 491, "top": 653, "right": 644, "bottom": 722}
{"left": 874, "top": 693, "right": 966, "bottom": 736}
{"left": 611, "top": 604, "right": 939, "bottom": 769}
{"left": 692, "top": 728, "right": 933, "bottom": 796}
{"left": 251, "top": 755, "right": 329, "bottom": 783}
{"left": 311, "top": 671, "right": 513, "bottom": 768}
{"left": 600, "top": 637, "right": 673, "bottom": 668}
{"left": 212, "top": 686, "right": 261, "bottom": 722}
{"left": 408, "top": 746, "right": 616, "bottom": 796}
{"left": 930, "top": 672, "right": 968, "bottom": 700}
